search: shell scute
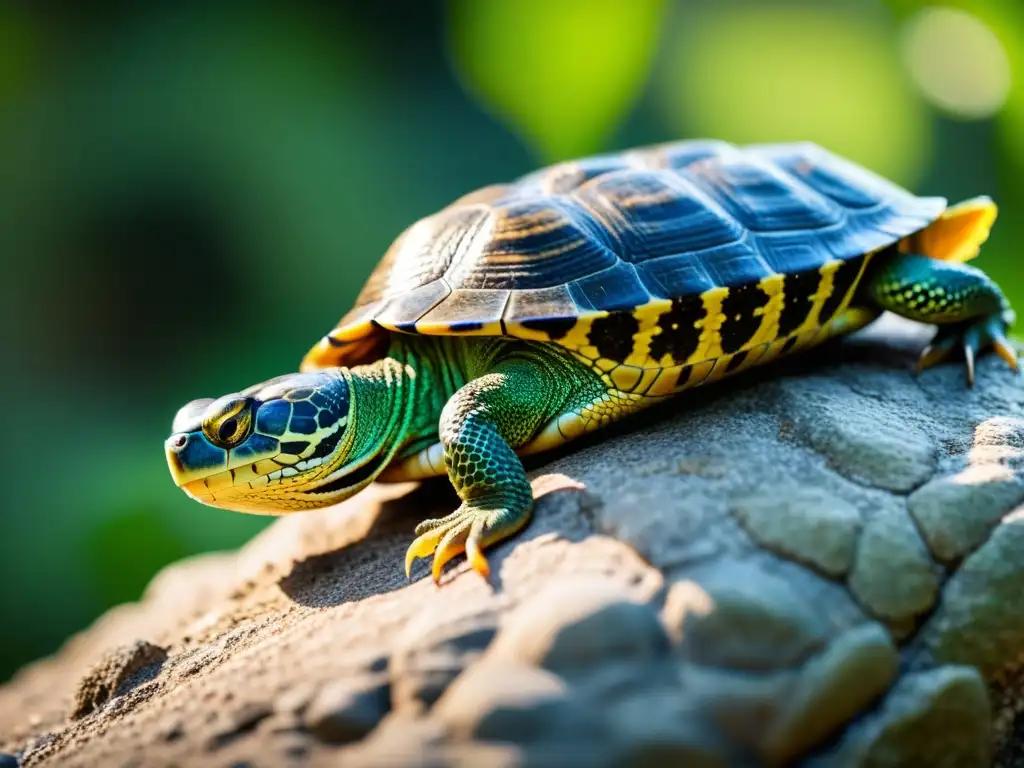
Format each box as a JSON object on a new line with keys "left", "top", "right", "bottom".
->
{"left": 687, "top": 153, "right": 842, "bottom": 232}
{"left": 449, "top": 197, "right": 617, "bottom": 291}
{"left": 303, "top": 140, "right": 948, "bottom": 372}
{"left": 575, "top": 169, "right": 743, "bottom": 261}
{"left": 567, "top": 262, "right": 651, "bottom": 312}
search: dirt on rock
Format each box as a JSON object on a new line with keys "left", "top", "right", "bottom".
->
{"left": 1, "top": 317, "right": 1023, "bottom": 768}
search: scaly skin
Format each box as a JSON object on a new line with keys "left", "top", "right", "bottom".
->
{"left": 166, "top": 252, "right": 1018, "bottom": 583}
{"left": 166, "top": 336, "right": 611, "bottom": 582}
{"left": 865, "top": 252, "right": 1018, "bottom": 386}
{"left": 405, "top": 346, "right": 608, "bottom": 581}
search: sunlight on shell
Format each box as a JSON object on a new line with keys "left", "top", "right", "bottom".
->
{"left": 902, "top": 7, "right": 1011, "bottom": 120}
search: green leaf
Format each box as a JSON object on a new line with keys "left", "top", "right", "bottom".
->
{"left": 448, "top": 0, "right": 667, "bottom": 161}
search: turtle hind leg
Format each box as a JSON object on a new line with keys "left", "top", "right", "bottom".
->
{"left": 865, "top": 251, "right": 1019, "bottom": 386}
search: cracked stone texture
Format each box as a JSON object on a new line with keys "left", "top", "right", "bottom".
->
{"left": 1, "top": 317, "right": 1023, "bottom": 768}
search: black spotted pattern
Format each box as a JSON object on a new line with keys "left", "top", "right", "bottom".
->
{"left": 719, "top": 284, "right": 770, "bottom": 354}
{"left": 777, "top": 270, "right": 822, "bottom": 338}
{"left": 819, "top": 257, "right": 865, "bottom": 325}
{"left": 589, "top": 313, "right": 639, "bottom": 361}
{"left": 317, "top": 140, "right": 945, "bottom": 365}
{"left": 648, "top": 295, "right": 705, "bottom": 363}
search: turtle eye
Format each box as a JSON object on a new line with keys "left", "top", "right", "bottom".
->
{"left": 203, "top": 398, "right": 255, "bottom": 448}
{"left": 218, "top": 418, "right": 239, "bottom": 443}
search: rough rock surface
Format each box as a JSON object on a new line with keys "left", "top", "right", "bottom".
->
{"left": 1, "top": 317, "right": 1023, "bottom": 768}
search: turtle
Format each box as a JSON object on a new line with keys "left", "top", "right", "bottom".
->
{"left": 166, "top": 139, "right": 1019, "bottom": 584}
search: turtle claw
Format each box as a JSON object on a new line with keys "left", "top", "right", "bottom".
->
{"left": 916, "top": 316, "right": 1020, "bottom": 387}
{"left": 992, "top": 335, "right": 1021, "bottom": 372}
{"left": 405, "top": 501, "right": 530, "bottom": 584}
{"left": 406, "top": 505, "right": 492, "bottom": 584}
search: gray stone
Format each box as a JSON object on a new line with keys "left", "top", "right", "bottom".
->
{"left": 304, "top": 673, "right": 391, "bottom": 744}
{"left": 606, "top": 688, "right": 735, "bottom": 767}
{"left": 919, "top": 511, "right": 1024, "bottom": 678}
{"left": 432, "top": 662, "right": 601, "bottom": 745}
{"left": 760, "top": 622, "right": 898, "bottom": 763}
{"left": 848, "top": 510, "right": 939, "bottom": 625}
{"left": 389, "top": 612, "right": 498, "bottom": 714}
{"left": 1, "top": 319, "right": 1021, "bottom": 767}
{"left": 676, "top": 622, "right": 897, "bottom": 763}
{"left": 487, "top": 578, "right": 669, "bottom": 677}
{"left": 662, "top": 564, "right": 832, "bottom": 671}
{"left": 731, "top": 487, "right": 862, "bottom": 576}
{"left": 909, "top": 465, "right": 1024, "bottom": 564}
{"left": 782, "top": 381, "right": 937, "bottom": 492}
{"left": 808, "top": 666, "right": 991, "bottom": 768}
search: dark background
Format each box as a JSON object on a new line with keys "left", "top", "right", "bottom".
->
{"left": 2, "top": 0, "right": 1022, "bottom": 682}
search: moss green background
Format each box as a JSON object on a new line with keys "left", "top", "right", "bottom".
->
{"left": 2, "top": 0, "right": 1023, "bottom": 682}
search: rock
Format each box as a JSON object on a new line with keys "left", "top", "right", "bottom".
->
{"left": 486, "top": 577, "right": 669, "bottom": 676}
{"left": 847, "top": 508, "right": 940, "bottom": 627}
{"left": 432, "top": 662, "right": 600, "bottom": 745}
{"left": 807, "top": 666, "right": 991, "bottom": 768}
{"left": 730, "top": 486, "right": 862, "bottom": 577}
{"left": 389, "top": 611, "right": 499, "bottom": 714}
{"left": 0, "top": 317, "right": 1022, "bottom": 767}
{"left": 662, "top": 563, "right": 839, "bottom": 671}
{"left": 777, "top": 377, "right": 937, "bottom": 492}
{"left": 759, "top": 622, "right": 899, "bottom": 763}
{"left": 304, "top": 673, "right": 391, "bottom": 744}
{"left": 71, "top": 640, "right": 168, "bottom": 719}
{"left": 915, "top": 509, "right": 1024, "bottom": 679}
{"left": 909, "top": 455, "right": 1024, "bottom": 565}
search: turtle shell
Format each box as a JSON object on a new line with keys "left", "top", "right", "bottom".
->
{"left": 301, "top": 140, "right": 946, "bottom": 373}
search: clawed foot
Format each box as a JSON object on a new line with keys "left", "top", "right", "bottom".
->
{"left": 917, "top": 315, "right": 1020, "bottom": 386}
{"left": 405, "top": 502, "right": 532, "bottom": 584}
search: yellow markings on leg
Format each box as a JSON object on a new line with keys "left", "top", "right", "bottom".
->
{"left": 520, "top": 388, "right": 651, "bottom": 455}
{"left": 899, "top": 196, "right": 997, "bottom": 263}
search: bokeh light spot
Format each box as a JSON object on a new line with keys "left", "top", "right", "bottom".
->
{"left": 658, "top": 7, "right": 930, "bottom": 186}
{"left": 902, "top": 7, "right": 1011, "bottom": 120}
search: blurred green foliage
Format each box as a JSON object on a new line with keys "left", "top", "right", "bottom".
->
{"left": 1, "top": 0, "right": 1022, "bottom": 682}
{"left": 449, "top": 0, "right": 667, "bottom": 160}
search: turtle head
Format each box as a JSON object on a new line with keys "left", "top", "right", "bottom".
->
{"left": 165, "top": 368, "right": 387, "bottom": 513}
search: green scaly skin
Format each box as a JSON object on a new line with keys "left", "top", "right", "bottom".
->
{"left": 166, "top": 250, "right": 1017, "bottom": 583}
{"left": 404, "top": 343, "right": 607, "bottom": 581}
{"left": 865, "top": 252, "right": 1017, "bottom": 385}
{"left": 166, "top": 335, "right": 607, "bottom": 582}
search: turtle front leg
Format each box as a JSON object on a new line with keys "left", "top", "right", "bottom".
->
{"left": 865, "top": 252, "right": 1019, "bottom": 386}
{"left": 404, "top": 356, "right": 567, "bottom": 584}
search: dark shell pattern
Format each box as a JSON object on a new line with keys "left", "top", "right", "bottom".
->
{"left": 302, "top": 140, "right": 945, "bottom": 393}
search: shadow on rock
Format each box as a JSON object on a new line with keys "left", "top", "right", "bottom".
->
{"left": 277, "top": 474, "right": 597, "bottom": 605}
